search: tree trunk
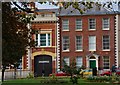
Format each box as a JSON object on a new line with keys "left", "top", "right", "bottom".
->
{"left": 2, "top": 66, "right": 6, "bottom": 82}
{"left": 14, "top": 67, "right": 17, "bottom": 79}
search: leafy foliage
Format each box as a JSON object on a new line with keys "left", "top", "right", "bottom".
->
{"left": 62, "top": 59, "right": 82, "bottom": 84}
{"left": 2, "top": 2, "right": 29, "bottom": 66}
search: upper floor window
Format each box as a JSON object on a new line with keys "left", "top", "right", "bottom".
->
{"left": 76, "top": 36, "right": 82, "bottom": 51}
{"left": 76, "top": 56, "right": 82, "bottom": 68}
{"left": 89, "top": 36, "right": 96, "bottom": 51}
{"left": 62, "top": 36, "right": 69, "bottom": 51}
{"left": 76, "top": 19, "right": 82, "bottom": 30}
{"left": 103, "top": 56, "right": 110, "bottom": 69}
{"left": 62, "top": 19, "right": 69, "bottom": 31}
{"left": 35, "top": 33, "right": 51, "bottom": 47}
{"left": 102, "top": 18, "right": 110, "bottom": 30}
{"left": 89, "top": 19, "right": 96, "bottom": 30}
{"left": 102, "top": 35, "right": 110, "bottom": 50}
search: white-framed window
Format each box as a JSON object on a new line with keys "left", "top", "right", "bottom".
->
{"left": 35, "top": 33, "right": 51, "bottom": 47}
{"left": 89, "top": 19, "right": 96, "bottom": 30}
{"left": 102, "top": 18, "right": 110, "bottom": 30}
{"left": 76, "top": 36, "right": 82, "bottom": 51}
{"left": 62, "top": 36, "right": 69, "bottom": 51}
{"left": 76, "top": 56, "right": 83, "bottom": 68}
{"left": 63, "top": 57, "right": 70, "bottom": 66}
{"left": 62, "top": 19, "right": 69, "bottom": 31}
{"left": 103, "top": 56, "right": 110, "bottom": 69}
{"left": 89, "top": 36, "right": 96, "bottom": 51}
{"left": 102, "top": 35, "right": 110, "bottom": 50}
{"left": 76, "top": 19, "right": 82, "bottom": 30}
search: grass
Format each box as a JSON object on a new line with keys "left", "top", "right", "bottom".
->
{"left": 1, "top": 77, "right": 120, "bottom": 85}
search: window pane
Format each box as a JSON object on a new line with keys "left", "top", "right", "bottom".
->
{"left": 103, "top": 18, "right": 109, "bottom": 30}
{"left": 103, "top": 35, "right": 110, "bottom": 50}
{"left": 48, "top": 34, "right": 50, "bottom": 46}
{"left": 40, "top": 34, "right": 46, "bottom": 46}
{"left": 76, "top": 36, "right": 82, "bottom": 50}
{"left": 76, "top": 57, "right": 82, "bottom": 68}
{"left": 103, "top": 56, "right": 109, "bottom": 69}
{"left": 63, "top": 36, "right": 69, "bottom": 51}
{"left": 89, "top": 19, "right": 96, "bottom": 30}
{"left": 89, "top": 36, "right": 96, "bottom": 51}
{"left": 62, "top": 19, "right": 69, "bottom": 30}
{"left": 76, "top": 19, "right": 82, "bottom": 30}
{"left": 64, "top": 57, "right": 69, "bottom": 66}
{"left": 40, "top": 33, "right": 51, "bottom": 46}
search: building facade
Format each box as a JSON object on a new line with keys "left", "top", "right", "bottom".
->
{"left": 58, "top": 6, "right": 116, "bottom": 71}
{"left": 21, "top": 3, "right": 120, "bottom": 77}
{"left": 22, "top": 8, "right": 58, "bottom": 76}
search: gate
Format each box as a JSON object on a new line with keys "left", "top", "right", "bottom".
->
{"left": 34, "top": 55, "right": 52, "bottom": 77}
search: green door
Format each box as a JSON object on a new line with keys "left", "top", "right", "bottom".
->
{"left": 90, "top": 60, "right": 96, "bottom": 69}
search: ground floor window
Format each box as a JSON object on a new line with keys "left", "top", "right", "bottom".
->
{"left": 76, "top": 56, "right": 82, "bottom": 68}
{"left": 103, "top": 56, "right": 110, "bottom": 69}
{"left": 63, "top": 57, "right": 70, "bottom": 66}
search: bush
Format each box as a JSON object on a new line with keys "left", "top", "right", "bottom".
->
{"left": 26, "top": 72, "right": 34, "bottom": 79}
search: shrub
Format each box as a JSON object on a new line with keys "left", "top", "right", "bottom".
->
{"left": 26, "top": 72, "right": 34, "bottom": 79}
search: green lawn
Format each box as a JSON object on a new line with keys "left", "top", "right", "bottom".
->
{"left": 1, "top": 77, "right": 119, "bottom": 85}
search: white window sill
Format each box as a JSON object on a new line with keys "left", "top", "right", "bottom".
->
{"left": 89, "top": 50, "right": 96, "bottom": 52}
{"left": 75, "top": 29, "right": 82, "bottom": 31}
{"left": 62, "top": 30, "right": 69, "bottom": 31}
{"left": 75, "top": 50, "right": 83, "bottom": 52}
{"left": 102, "top": 29, "right": 110, "bottom": 31}
{"left": 89, "top": 29, "right": 96, "bottom": 31}
{"left": 35, "top": 46, "right": 52, "bottom": 48}
{"left": 102, "top": 49, "right": 110, "bottom": 51}
{"left": 62, "top": 50, "right": 70, "bottom": 52}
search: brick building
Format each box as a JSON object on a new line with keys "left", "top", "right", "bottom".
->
{"left": 57, "top": 5, "right": 117, "bottom": 71}
{"left": 21, "top": 3, "right": 120, "bottom": 77}
{"left": 22, "top": 8, "right": 58, "bottom": 76}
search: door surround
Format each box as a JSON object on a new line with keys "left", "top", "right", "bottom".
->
{"left": 86, "top": 53, "right": 99, "bottom": 70}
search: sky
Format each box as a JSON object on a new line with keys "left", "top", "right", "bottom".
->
{"left": 11, "top": 1, "right": 120, "bottom": 11}
{"left": 35, "top": 2, "right": 59, "bottom": 9}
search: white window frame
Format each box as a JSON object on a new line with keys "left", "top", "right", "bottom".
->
{"left": 75, "top": 19, "right": 82, "bottom": 31}
{"left": 62, "top": 36, "right": 70, "bottom": 52}
{"left": 63, "top": 57, "right": 70, "bottom": 66}
{"left": 35, "top": 33, "right": 51, "bottom": 47}
{"left": 88, "top": 18, "right": 96, "bottom": 30}
{"left": 62, "top": 19, "right": 69, "bottom": 31}
{"left": 35, "top": 34, "right": 38, "bottom": 47}
{"left": 89, "top": 36, "right": 96, "bottom": 51}
{"left": 102, "top": 35, "right": 110, "bottom": 51}
{"left": 103, "top": 56, "right": 110, "bottom": 70}
{"left": 75, "top": 36, "right": 83, "bottom": 51}
{"left": 76, "top": 56, "right": 83, "bottom": 68}
{"left": 102, "top": 18, "right": 110, "bottom": 30}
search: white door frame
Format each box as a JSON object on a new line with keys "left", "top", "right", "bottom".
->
{"left": 86, "top": 54, "right": 99, "bottom": 70}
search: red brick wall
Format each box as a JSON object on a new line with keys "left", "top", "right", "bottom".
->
{"left": 30, "top": 22, "right": 57, "bottom": 73}
{"left": 59, "top": 14, "right": 115, "bottom": 69}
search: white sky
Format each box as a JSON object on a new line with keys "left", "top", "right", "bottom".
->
{"left": 35, "top": 2, "right": 59, "bottom": 9}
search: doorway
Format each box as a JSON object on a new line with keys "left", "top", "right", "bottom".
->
{"left": 90, "top": 60, "right": 96, "bottom": 69}
{"left": 34, "top": 55, "right": 52, "bottom": 77}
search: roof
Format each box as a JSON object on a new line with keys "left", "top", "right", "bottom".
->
{"left": 36, "top": 8, "right": 59, "bottom": 13}
{"left": 58, "top": 4, "right": 116, "bottom": 16}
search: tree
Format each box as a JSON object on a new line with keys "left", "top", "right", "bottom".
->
{"left": 62, "top": 59, "right": 82, "bottom": 84}
{"left": 2, "top": 1, "right": 116, "bottom": 82}
{"left": 2, "top": 2, "right": 31, "bottom": 81}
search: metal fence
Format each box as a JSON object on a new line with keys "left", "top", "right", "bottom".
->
{"left": 2, "top": 69, "right": 30, "bottom": 80}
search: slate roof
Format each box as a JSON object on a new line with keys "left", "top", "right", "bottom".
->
{"left": 58, "top": 4, "right": 116, "bottom": 16}
{"left": 36, "top": 8, "right": 59, "bottom": 13}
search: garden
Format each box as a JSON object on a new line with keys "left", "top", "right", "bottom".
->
{"left": 2, "top": 73, "right": 120, "bottom": 85}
